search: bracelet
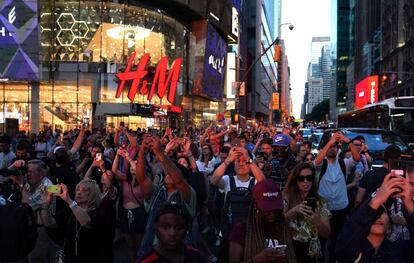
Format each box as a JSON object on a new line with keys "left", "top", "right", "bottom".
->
{"left": 69, "top": 201, "right": 78, "bottom": 209}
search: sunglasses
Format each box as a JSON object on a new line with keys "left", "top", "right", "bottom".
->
{"left": 296, "top": 175, "right": 314, "bottom": 182}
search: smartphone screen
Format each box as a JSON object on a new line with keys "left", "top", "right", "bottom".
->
{"left": 96, "top": 153, "right": 102, "bottom": 161}
{"left": 47, "top": 185, "right": 60, "bottom": 194}
{"left": 389, "top": 159, "right": 406, "bottom": 178}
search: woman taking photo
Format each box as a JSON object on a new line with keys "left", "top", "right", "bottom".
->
{"left": 41, "top": 180, "right": 105, "bottom": 262}
{"left": 229, "top": 179, "right": 297, "bottom": 263}
{"left": 283, "top": 162, "right": 331, "bottom": 263}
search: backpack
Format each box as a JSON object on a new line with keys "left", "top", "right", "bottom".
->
{"left": 221, "top": 176, "right": 255, "bottom": 238}
{"left": 318, "top": 158, "right": 347, "bottom": 185}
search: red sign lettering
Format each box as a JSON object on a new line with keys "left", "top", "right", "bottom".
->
{"left": 115, "top": 52, "right": 182, "bottom": 104}
{"left": 355, "top": 75, "right": 378, "bottom": 109}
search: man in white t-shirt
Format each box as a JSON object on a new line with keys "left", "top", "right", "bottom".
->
{"left": 211, "top": 146, "right": 265, "bottom": 196}
{"left": 211, "top": 146, "right": 265, "bottom": 262}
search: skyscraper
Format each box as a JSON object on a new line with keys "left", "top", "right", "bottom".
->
{"left": 306, "top": 37, "right": 331, "bottom": 114}
{"left": 240, "top": 0, "right": 282, "bottom": 121}
{"left": 330, "top": 0, "right": 355, "bottom": 118}
{"left": 311, "top": 37, "right": 330, "bottom": 78}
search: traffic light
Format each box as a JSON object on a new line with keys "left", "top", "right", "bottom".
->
{"left": 274, "top": 44, "right": 282, "bottom": 63}
{"left": 380, "top": 74, "right": 387, "bottom": 88}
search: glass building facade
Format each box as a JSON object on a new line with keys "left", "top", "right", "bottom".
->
{"left": 1, "top": 1, "right": 189, "bottom": 132}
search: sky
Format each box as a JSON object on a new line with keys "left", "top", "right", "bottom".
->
{"left": 281, "top": 0, "right": 332, "bottom": 118}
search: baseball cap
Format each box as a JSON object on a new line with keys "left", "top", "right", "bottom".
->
{"left": 253, "top": 180, "right": 283, "bottom": 211}
{"left": 271, "top": 134, "right": 290, "bottom": 147}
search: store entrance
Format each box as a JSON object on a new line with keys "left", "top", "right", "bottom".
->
{"left": 105, "top": 115, "right": 168, "bottom": 131}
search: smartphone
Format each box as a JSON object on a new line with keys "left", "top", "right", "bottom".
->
{"left": 47, "top": 185, "right": 60, "bottom": 194}
{"left": 148, "top": 129, "right": 158, "bottom": 136}
{"left": 305, "top": 196, "right": 317, "bottom": 212}
{"left": 82, "top": 118, "right": 89, "bottom": 129}
{"left": 389, "top": 159, "right": 406, "bottom": 178}
{"left": 120, "top": 121, "right": 125, "bottom": 128}
{"left": 96, "top": 152, "right": 102, "bottom": 161}
{"left": 231, "top": 138, "right": 241, "bottom": 147}
{"left": 256, "top": 150, "right": 265, "bottom": 158}
{"left": 274, "top": 244, "right": 287, "bottom": 250}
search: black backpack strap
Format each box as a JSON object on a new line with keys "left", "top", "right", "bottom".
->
{"left": 338, "top": 158, "right": 347, "bottom": 180}
{"left": 229, "top": 175, "right": 236, "bottom": 191}
{"left": 318, "top": 159, "right": 328, "bottom": 184}
{"left": 247, "top": 177, "right": 255, "bottom": 191}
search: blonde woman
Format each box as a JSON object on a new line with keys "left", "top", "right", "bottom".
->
{"left": 42, "top": 180, "right": 106, "bottom": 263}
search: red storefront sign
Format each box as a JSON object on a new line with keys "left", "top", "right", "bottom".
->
{"left": 116, "top": 52, "right": 182, "bottom": 104}
{"left": 355, "top": 75, "right": 378, "bottom": 109}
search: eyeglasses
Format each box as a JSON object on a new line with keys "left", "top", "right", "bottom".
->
{"left": 296, "top": 175, "right": 313, "bottom": 182}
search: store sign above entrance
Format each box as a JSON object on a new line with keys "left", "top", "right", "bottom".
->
{"left": 115, "top": 52, "right": 182, "bottom": 104}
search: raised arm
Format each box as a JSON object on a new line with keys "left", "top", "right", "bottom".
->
{"left": 150, "top": 136, "right": 191, "bottom": 203}
{"left": 211, "top": 147, "right": 238, "bottom": 187}
{"left": 136, "top": 136, "right": 154, "bottom": 200}
{"left": 315, "top": 135, "right": 337, "bottom": 166}
{"left": 70, "top": 128, "right": 86, "bottom": 154}
{"left": 111, "top": 148, "right": 127, "bottom": 182}
{"left": 340, "top": 133, "right": 360, "bottom": 162}
{"left": 57, "top": 184, "right": 91, "bottom": 227}
{"left": 124, "top": 129, "right": 138, "bottom": 148}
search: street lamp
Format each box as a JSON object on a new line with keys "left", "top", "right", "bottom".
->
{"left": 236, "top": 23, "right": 293, "bottom": 124}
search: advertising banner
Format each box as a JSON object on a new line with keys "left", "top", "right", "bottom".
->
{"left": 272, "top": 92, "right": 280, "bottom": 110}
{"left": 0, "top": 0, "right": 39, "bottom": 80}
{"left": 192, "top": 20, "right": 226, "bottom": 101}
{"left": 355, "top": 75, "right": 378, "bottom": 109}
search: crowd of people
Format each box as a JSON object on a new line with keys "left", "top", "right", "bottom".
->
{"left": 0, "top": 123, "right": 413, "bottom": 263}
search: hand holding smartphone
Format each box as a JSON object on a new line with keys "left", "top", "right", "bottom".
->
{"left": 47, "top": 185, "right": 61, "bottom": 194}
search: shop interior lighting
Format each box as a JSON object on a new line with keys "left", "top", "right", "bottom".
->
{"left": 106, "top": 26, "right": 151, "bottom": 40}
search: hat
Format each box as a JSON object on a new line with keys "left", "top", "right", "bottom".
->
{"left": 271, "top": 134, "right": 290, "bottom": 147}
{"left": 155, "top": 201, "right": 191, "bottom": 224}
{"left": 253, "top": 180, "right": 283, "bottom": 211}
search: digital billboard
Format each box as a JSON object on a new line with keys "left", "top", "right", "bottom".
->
{"left": 192, "top": 20, "right": 226, "bottom": 101}
{"left": 0, "top": 0, "right": 39, "bottom": 81}
{"left": 202, "top": 22, "right": 226, "bottom": 100}
{"left": 355, "top": 75, "right": 378, "bottom": 109}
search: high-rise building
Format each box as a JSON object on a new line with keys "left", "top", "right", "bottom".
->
{"left": 306, "top": 37, "right": 331, "bottom": 114}
{"left": 306, "top": 62, "right": 322, "bottom": 114}
{"left": 321, "top": 45, "right": 332, "bottom": 100}
{"left": 347, "top": 0, "right": 381, "bottom": 110}
{"left": 380, "top": 0, "right": 414, "bottom": 98}
{"left": 311, "top": 37, "right": 330, "bottom": 78}
{"left": 330, "top": 0, "right": 355, "bottom": 118}
{"left": 0, "top": 0, "right": 237, "bottom": 132}
{"left": 240, "top": 0, "right": 281, "bottom": 121}
{"left": 301, "top": 81, "right": 309, "bottom": 118}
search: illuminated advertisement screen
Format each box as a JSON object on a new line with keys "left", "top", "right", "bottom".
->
{"left": 355, "top": 75, "right": 378, "bottom": 109}
{"left": 202, "top": 22, "right": 226, "bottom": 100}
{"left": 0, "top": 0, "right": 39, "bottom": 81}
